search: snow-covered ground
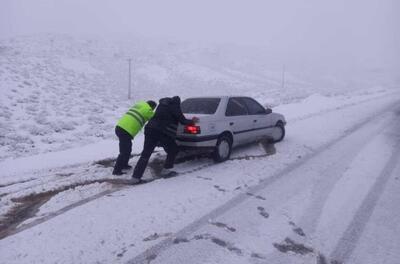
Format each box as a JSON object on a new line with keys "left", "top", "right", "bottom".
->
{"left": 1, "top": 34, "right": 400, "bottom": 264}
{"left": 0, "top": 89, "right": 399, "bottom": 264}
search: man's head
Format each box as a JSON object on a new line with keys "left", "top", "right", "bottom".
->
{"left": 146, "top": 100, "right": 157, "bottom": 110}
{"left": 172, "top": 96, "right": 181, "bottom": 104}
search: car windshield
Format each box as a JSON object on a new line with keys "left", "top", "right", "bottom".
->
{"left": 181, "top": 98, "right": 221, "bottom": 115}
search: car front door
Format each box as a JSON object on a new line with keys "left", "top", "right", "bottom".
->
{"left": 225, "top": 97, "right": 253, "bottom": 146}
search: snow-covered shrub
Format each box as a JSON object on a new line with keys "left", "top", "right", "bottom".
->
{"left": 25, "top": 105, "right": 39, "bottom": 113}
{"left": 41, "top": 137, "right": 58, "bottom": 144}
{"left": 12, "top": 142, "right": 37, "bottom": 155}
{"left": 88, "top": 115, "right": 105, "bottom": 124}
{"left": 48, "top": 122, "right": 63, "bottom": 133}
{"left": 4, "top": 133, "right": 34, "bottom": 148}
{"left": 27, "top": 124, "right": 48, "bottom": 136}
{"left": 0, "top": 110, "right": 12, "bottom": 119}
{"left": 94, "top": 132, "right": 104, "bottom": 138}
{"left": 58, "top": 121, "right": 75, "bottom": 131}
{"left": 34, "top": 113, "right": 50, "bottom": 125}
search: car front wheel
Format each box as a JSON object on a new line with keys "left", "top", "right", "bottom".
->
{"left": 213, "top": 135, "right": 232, "bottom": 162}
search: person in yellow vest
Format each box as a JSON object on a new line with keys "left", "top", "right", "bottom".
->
{"left": 113, "top": 100, "right": 157, "bottom": 175}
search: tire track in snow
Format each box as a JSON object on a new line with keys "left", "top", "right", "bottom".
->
{"left": 0, "top": 178, "right": 36, "bottom": 188}
{"left": 287, "top": 92, "right": 399, "bottom": 124}
{"left": 127, "top": 100, "right": 400, "bottom": 264}
{"left": 0, "top": 150, "right": 274, "bottom": 240}
{"left": 0, "top": 154, "right": 142, "bottom": 195}
{"left": 329, "top": 125, "right": 400, "bottom": 263}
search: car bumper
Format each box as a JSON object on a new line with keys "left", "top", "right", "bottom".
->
{"left": 176, "top": 134, "right": 218, "bottom": 148}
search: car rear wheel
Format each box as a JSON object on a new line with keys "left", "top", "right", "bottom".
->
{"left": 212, "top": 135, "right": 232, "bottom": 162}
{"left": 271, "top": 122, "right": 285, "bottom": 143}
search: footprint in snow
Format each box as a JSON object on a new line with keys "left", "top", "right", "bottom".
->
{"left": 257, "top": 206, "right": 269, "bottom": 219}
{"left": 209, "top": 221, "right": 236, "bottom": 232}
{"left": 289, "top": 221, "right": 306, "bottom": 237}
{"left": 143, "top": 232, "right": 172, "bottom": 242}
{"left": 214, "top": 185, "right": 227, "bottom": 193}
{"left": 247, "top": 192, "right": 266, "bottom": 200}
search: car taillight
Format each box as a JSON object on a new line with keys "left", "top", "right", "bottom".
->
{"left": 184, "top": 125, "right": 201, "bottom": 134}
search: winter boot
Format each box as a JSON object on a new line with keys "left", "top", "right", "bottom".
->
{"left": 160, "top": 168, "right": 178, "bottom": 178}
{"left": 112, "top": 170, "right": 126, "bottom": 176}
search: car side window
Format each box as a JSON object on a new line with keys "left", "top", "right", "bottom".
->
{"left": 241, "top": 97, "right": 266, "bottom": 115}
{"left": 225, "top": 98, "right": 248, "bottom": 116}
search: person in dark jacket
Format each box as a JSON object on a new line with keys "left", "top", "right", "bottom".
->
{"left": 131, "top": 96, "right": 198, "bottom": 182}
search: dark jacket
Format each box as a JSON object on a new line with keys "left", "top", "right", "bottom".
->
{"left": 145, "top": 96, "right": 193, "bottom": 138}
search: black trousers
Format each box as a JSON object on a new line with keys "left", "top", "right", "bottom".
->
{"left": 132, "top": 127, "right": 179, "bottom": 179}
{"left": 113, "top": 126, "right": 133, "bottom": 173}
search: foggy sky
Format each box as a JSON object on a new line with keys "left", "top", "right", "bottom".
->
{"left": 1, "top": 0, "right": 399, "bottom": 73}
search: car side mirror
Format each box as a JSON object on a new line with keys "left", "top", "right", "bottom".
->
{"left": 265, "top": 108, "right": 272, "bottom": 114}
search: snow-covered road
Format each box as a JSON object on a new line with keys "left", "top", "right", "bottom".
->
{"left": 136, "top": 99, "right": 400, "bottom": 264}
{"left": 0, "top": 92, "right": 399, "bottom": 264}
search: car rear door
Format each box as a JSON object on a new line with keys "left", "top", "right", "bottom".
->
{"left": 241, "top": 97, "right": 274, "bottom": 141}
{"left": 225, "top": 97, "right": 253, "bottom": 146}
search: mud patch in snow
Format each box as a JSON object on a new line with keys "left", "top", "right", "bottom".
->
{"left": 0, "top": 190, "right": 55, "bottom": 239}
{"left": 260, "top": 141, "right": 277, "bottom": 155}
{"left": 94, "top": 157, "right": 118, "bottom": 168}
{"left": 273, "top": 237, "right": 314, "bottom": 255}
{"left": 209, "top": 221, "right": 236, "bottom": 232}
{"left": 93, "top": 153, "right": 141, "bottom": 168}
{"left": 0, "top": 178, "right": 147, "bottom": 239}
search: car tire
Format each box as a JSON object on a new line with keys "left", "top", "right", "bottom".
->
{"left": 271, "top": 122, "right": 285, "bottom": 143}
{"left": 212, "top": 135, "right": 232, "bottom": 163}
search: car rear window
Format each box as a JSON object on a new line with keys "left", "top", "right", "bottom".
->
{"left": 181, "top": 98, "right": 221, "bottom": 114}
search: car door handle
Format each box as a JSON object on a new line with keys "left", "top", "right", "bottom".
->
{"left": 253, "top": 120, "right": 257, "bottom": 122}
{"left": 229, "top": 122, "right": 234, "bottom": 126}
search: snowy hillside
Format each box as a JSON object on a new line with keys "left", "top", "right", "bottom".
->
{"left": 0, "top": 34, "right": 395, "bottom": 161}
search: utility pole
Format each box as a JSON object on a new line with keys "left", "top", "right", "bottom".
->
{"left": 281, "top": 64, "right": 286, "bottom": 89}
{"left": 128, "top": 58, "right": 132, "bottom": 100}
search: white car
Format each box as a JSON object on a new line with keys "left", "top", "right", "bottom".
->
{"left": 176, "top": 96, "right": 286, "bottom": 162}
